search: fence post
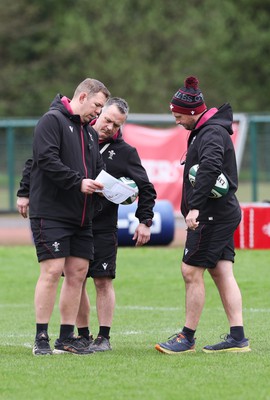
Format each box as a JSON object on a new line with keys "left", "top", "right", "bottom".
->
{"left": 250, "top": 120, "right": 257, "bottom": 202}
{"left": 7, "top": 127, "right": 15, "bottom": 211}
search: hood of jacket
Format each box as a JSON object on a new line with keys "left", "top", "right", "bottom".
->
{"left": 193, "top": 103, "right": 233, "bottom": 137}
{"left": 49, "top": 94, "right": 82, "bottom": 124}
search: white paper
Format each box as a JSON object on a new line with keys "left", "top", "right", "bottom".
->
{"left": 95, "top": 170, "right": 137, "bottom": 204}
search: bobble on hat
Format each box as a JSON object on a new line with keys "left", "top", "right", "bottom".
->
{"left": 185, "top": 76, "right": 199, "bottom": 90}
{"left": 170, "top": 76, "right": 207, "bottom": 115}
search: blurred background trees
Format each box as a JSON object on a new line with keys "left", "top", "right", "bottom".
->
{"left": 0, "top": 0, "right": 269, "bottom": 117}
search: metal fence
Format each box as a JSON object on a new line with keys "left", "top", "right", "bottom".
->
{"left": 0, "top": 114, "right": 270, "bottom": 213}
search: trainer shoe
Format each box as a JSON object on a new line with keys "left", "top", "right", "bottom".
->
{"left": 203, "top": 334, "right": 251, "bottom": 353}
{"left": 155, "top": 332, "right": 195, "bottom": 354}
{"left": 53, "top": 334, "right": 95, "bottom": 355}
{"left": 33, "top": 332, "right": 53, "bottom": 356}
{"left": 76, "top": 334, "right": 94, "bottom": 348}
{"left": 89, "top": 335, "right": 112, "bottom": 352}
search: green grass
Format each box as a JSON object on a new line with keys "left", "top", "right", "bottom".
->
{"left": 0, "top": 246, "right": 270, "bottom": 400}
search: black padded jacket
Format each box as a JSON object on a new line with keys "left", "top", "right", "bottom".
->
{"left": 20, "top": 94, "right": 103, "bottom": 226}
{"left": 181, "top": 103, "right": 241, "bottom": 224}
{"left": 92, "top": 128, "right": 156, "bottom": 232}
{"left": 17, "top": 114, "right": 156, "bottom": 231}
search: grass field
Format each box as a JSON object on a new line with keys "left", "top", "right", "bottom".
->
{"left": 0, "top": 246, "right": 270, "bottom": 400}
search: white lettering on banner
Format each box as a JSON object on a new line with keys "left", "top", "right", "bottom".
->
{"left": 249, "top": 208, "right": 254, "bottom": 248}
{"left": 150, "top": 213, "right": 161, "bottom": 234}
{"left": 262, "top": 223, "right": 270, "bottom": 237}
{"left": 118, "top": 213, "right": 161, "bottom": 234}
{"left": 117, "top": 219, "right": 129, "bottom": 229}
{"left": 239, "top": 209, "right": 245, "bottom": 249}
{"left": 141, "top": 160, "right": 183, "bottom": 183}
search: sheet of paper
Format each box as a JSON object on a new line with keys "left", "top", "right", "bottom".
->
{"left": 95, "top": 170, "right": 137, "bottom": 204}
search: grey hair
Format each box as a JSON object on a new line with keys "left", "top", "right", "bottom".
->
{"left": 103, "top": 97, "right": 129, "bottom": 115}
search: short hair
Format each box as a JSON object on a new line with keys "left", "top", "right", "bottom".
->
{"left": 73, "top": 78, "right": 110, "bottom": 99}
{"left": 103, "top": 97, "right": 129, "bottom": 116}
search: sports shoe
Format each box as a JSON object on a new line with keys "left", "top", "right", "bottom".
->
{"left": 53, "top": 334, "right": 95, "bottom": 355}
{"left": 33, "top": 332, "right": 53, "bottom": 356}
{"left": 88, "top": 335, "right": 112, "bottom": 352}
{"left": 203, "top": 334, "right": 251, "bottom": 353}
{"left": 155, "top": 332, "right": 195, "bottom": 354}
{"left": 76, "top": 334, "right": 94, "bottom": 348}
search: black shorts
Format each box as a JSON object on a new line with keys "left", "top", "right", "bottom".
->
{"left": 182, "top": 219, "right": 240, "bottom": 269}
{"left": 30, "top": 218, "right": 94, "bottom": 263}
{"left": 87, "top": 230, "right": 118, "bottom": 279}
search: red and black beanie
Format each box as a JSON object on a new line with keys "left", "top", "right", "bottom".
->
{"left": 170, "top": 76, "right": 207, "bottom": 115}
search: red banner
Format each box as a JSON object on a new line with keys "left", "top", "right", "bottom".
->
{"left": 234, "top": 203, "right": 270, "bottom": 249}
{"left": 123, "top": 122, "right": 240, "bottom": 211}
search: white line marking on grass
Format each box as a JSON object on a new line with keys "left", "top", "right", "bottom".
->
{"left": 1, "top": 342, "right": 33, "bottom": 348}
{"left": 116, "top": 305, "right": 180, "bottom": 311}
{"left": 0, "top": 334, "right": 31, "bottom": 338}
{"left": 23, "top": 343, "right": 32, "bottom": 348}
{"left": 116, "top": 305, "right": 270, "bottom": 313}
{"left": 0, "top": 304, "right": 30, "bottom": 308}
{"left": 1, "top": 304, "right": 270, "bottom": 313}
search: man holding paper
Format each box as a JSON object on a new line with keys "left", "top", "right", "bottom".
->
{"left": 76, "top": 97, "right": 157, "bottom": 352}
{"left": 17, "top": 96, "right": 156, "bottom": 353}
{"left": 16, "top": 78, "right": 110, "bottom": 355}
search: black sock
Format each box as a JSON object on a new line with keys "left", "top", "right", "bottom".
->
{"left": 98, "top": 326, "right": 110, "bottom": 339}
{"left": 59, "top": 324, "right": 74, "bottom": 340}
{"left": 36, "top": 323, "right": 48, "bottom": 337}
{"left": 77, "top": 327, "right": 90, "bottom": 340}
{"left": 230, "top": 326, "right": 244, "bottom": 341}
{"left": 182, "top": 326, "right": 196, "bottom": 342}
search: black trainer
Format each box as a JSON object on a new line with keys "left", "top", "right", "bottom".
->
{"left": 53, "top": 334, "right": 95, "bottom": 355}
{"left": 77, "top": 334, "right": 94, "bottom": 348}
{"left": 203, "top": 334, "right": 251, "bottom": 353}
{"left": 89, "top": 335, "right": 112, "bottom": 352}
{"left": 33, "top": 332, "right": 53, "bottom": 356}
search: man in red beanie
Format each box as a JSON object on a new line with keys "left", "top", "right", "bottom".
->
{"left": 155, "top": 76, "right": 250, "bottom": 354}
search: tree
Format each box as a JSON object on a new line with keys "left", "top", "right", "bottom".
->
{"left": 0, "top": 0, "right": 270, "bottom": 116}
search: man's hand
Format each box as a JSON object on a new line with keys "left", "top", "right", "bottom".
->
{"left": 81, "top": 179, "right": 104, "bottom": 194}
{"left": 133, "top": 223, "right": 151, "bottom": 246}
{"left": 17, "top": 197, "right": 29, "bottom": 218}
{"left": 185, "top": 209, "right": 199, "bottom": 230}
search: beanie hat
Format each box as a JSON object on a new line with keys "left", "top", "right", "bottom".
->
{"left": 170, "top": 76, "right": 207, "bottom": 115}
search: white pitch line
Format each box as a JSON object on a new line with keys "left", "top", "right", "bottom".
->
{"left": 0, "top": 304, "right": 270, "bottom": 313}
{"left": 116, "top": 305, "right": 181, "bottom": 311}
{"left": 0, "top": 304, "right": 30, "bottom": 308}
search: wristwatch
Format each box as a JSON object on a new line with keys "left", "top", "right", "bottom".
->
{"left": 141, "top": 219, "right": 153, "bottom": 227}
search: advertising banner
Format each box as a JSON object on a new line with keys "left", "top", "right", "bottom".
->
{"left": 234, "top": 203, "right": 270, "bottom": 249}
{"left": 123, "top": 118, "right": 244, "bottom": 212}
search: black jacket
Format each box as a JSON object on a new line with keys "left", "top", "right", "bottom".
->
{"left": 93, "top": 129, "right": 156, "bottom": 232}
{"left": 22, "top": 94, "right": 103, "bottom": 226}
{"left": 18, "top": 116, "right": 156, "bottom": 231}
{"left": 182, "top": 103, "right": 241, "bottom": 223}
